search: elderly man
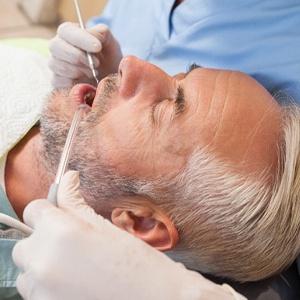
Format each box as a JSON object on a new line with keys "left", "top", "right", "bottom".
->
{"left": 3, "top": 54, "right": 300, "bottom": 298}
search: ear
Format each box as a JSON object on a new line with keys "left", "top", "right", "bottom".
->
{"left": 111, "top": 207, "right": 179, "bottom": 251}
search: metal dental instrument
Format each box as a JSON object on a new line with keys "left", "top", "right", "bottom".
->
{"left": 74, "top": 0, "right": 99, "bottom": 85}
{"left": 47, "top": 103, "right": 89, "bottom": 206}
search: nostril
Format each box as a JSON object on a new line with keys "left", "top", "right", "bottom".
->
{"left": 118, "top": 55, "right": 140, "bottom": 77}
{"left": 118, "top": 56, "right": 143, "bottom": 98}
{"left": 118, "top": 67, "right": 123, "bottom": 77}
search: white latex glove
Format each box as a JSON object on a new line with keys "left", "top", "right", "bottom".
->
{"left": 12, "top": 171, "right": 247, "bottom": 300}
{"left": 49, "top": 22, "right": 123, "bottom": 88}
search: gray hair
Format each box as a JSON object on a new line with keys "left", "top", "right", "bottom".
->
{"left": 132, "top": 104, "right": 300, "bottom": 282}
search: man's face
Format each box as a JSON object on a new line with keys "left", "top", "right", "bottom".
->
{"left": 41, "top": 56, "right": 282, "bottom": 212}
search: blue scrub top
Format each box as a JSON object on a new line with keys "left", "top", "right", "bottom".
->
{"left": 87, "top": 0, "right": 300, "bottom": 104}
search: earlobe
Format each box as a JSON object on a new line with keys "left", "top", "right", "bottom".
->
{"left": 112, "top": 208, "right": 179, "bottom": 251}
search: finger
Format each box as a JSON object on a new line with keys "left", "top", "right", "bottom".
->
{"left": 12, "top": 240, "right": 26, "bottom": 273}
{"left": 49, "top": 35, "right": 89, "bottom": 66}
{"left": 58, "top": 22, "right": 101, "bottom": 53}
{"left": 51, "top": 74, "right": 74, "bottom": 89}
{"left": 57, "top": 171, "right": 106, "bottom": 225}
{"left": 51, "top": 74, "right": 96, "bottom": 89}
{"left": 48, "top": 57, "right": 97, "bottom": 79}
{"left": 87, "top": 23, "right": 112, "bottom": 46}
{"left": 22, "top": 199, "right": 58, "bottom": 229}
{"left": 57, "top": 171, "right": 91, "bottom": 210}
{"left": 16, "top": 272, "right": 31, "bottom": 300}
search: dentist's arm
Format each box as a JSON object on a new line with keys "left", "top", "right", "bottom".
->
{"left": 12, "top": 171, "right": 247, "bottom": 300}
{"left": 49, "top": 22, "right": 122, "bottom": 88}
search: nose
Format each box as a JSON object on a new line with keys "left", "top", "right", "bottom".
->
{"left": 118, "top": 55, "right": 173, "bottom": 99}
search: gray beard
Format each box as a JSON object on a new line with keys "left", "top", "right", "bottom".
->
{"left": 39, "top": 76, "right": 139, "bottom": 214}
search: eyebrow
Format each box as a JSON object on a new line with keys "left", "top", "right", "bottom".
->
{"left": 174, "top": 64, "right": 201, "bottom": 116}
{"left": 174, "top": 85, "right": 185, "bottom": 116}
{"left": 187, "top": 63, "right": 202, "bottom": 74}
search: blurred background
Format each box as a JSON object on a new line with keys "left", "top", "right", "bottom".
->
{"left": 0, "top": 0, "right": 108, "bottom": 39}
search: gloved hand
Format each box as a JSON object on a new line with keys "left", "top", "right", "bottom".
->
{"left": 12, "top": 171, "right": 247, "bottom": 300}
{"left": 49, "top": 22, "right": 123, "bottom": 88}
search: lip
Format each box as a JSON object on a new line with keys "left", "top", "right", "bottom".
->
{"left": 69, "top": 84, "right": 97, "bottom": 107}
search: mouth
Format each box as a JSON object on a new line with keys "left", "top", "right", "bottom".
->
{"left": 69, "top": 83, "right": 97, "bottom": 108}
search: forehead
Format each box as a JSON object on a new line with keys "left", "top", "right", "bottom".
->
{"left": 181, "top": 66, "right": 253, "bottom": 95}
{"left": 179, "top": 66, "right": 277, "bottom": 118}
{"left": 176, "top": 67, "right": 282, "bottom": 175}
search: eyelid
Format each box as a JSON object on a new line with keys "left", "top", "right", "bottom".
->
{"left": 150, "top": 86, "right": 185, "bottom": 123}
{"left": 150, "top": 98, "right": 169, "bottom": 124}
{"left": 150, "top": 102, "right": 157, "bottom": 123}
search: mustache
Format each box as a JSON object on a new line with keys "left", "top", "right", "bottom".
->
{"left": 102, "top": 73, "right": 118, "bottom": 94}
{"left": 89, "top": 73, "right": 119, "bottom": 120}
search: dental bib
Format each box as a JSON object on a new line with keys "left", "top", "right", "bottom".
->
{"left": 0, "top": 45, "right": 52, "bottom": 157}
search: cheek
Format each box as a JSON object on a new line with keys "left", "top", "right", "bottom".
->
{"left": 161, "top": 115, "right": 203, "bottom": 156}
{"left": 48, "top": 90, "right": 77, "bottom": 120}
{"left": 93, "top": 109, "right": 155, "bottom": 175}
{"left": 98, "top": 118, "right": 186, "bottom": 178}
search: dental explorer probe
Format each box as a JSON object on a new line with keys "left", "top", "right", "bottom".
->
{"left": 74, "top": 0, "right": 99, "bottom": 85}
{"left": 47, "top": 103, "right": 89, "bottom": 206}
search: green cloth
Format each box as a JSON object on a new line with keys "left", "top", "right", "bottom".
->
{"left": 0, "top": 38, "right": 50, "bottom": 57}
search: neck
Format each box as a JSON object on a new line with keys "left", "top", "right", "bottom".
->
{"left": 5, "top": 126, "right": 51, "bottom": 220}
